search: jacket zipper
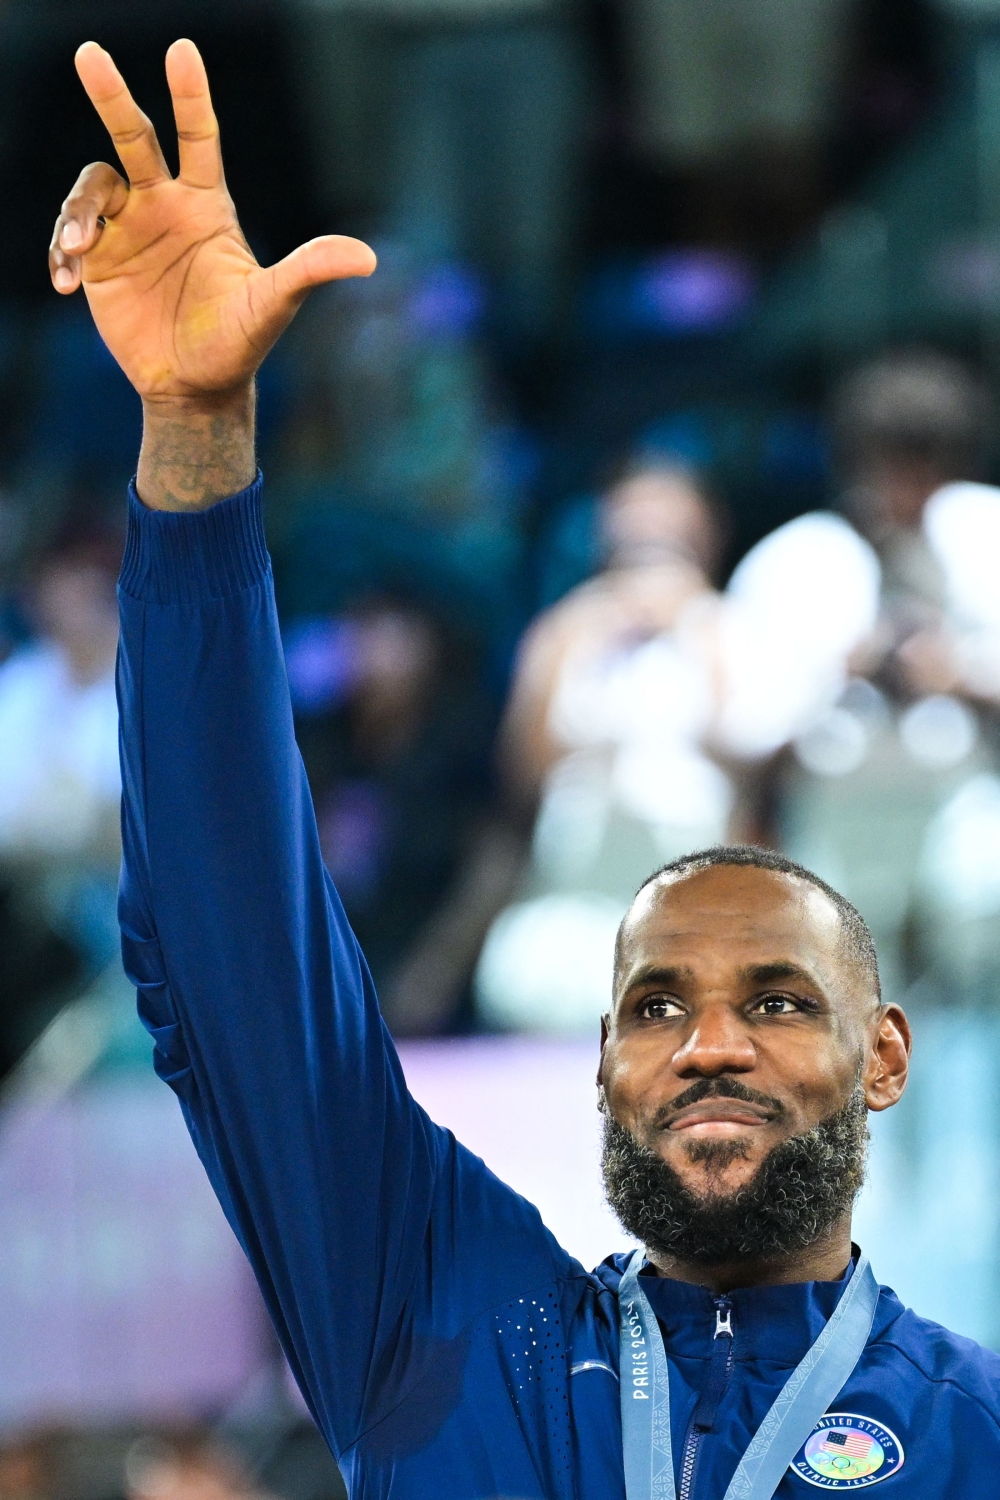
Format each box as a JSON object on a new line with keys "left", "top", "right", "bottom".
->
{"left": 676, "top": 1298, "right": 735, "bottom": 1500}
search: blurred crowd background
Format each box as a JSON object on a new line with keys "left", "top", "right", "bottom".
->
{"left": 6, "top": 0, "right": 1000, "bottom": 1495}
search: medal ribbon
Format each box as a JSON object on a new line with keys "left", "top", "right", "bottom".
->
{"left": 618, "top": 1249, "right": 880, "bottom": 1500}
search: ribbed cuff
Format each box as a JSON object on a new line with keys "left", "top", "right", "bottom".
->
{"left": 119, "top": 473, "right": 270, "bottom": 604}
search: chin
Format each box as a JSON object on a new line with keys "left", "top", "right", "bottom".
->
{"left": 672, "top": 1134, "right": 761, "bottom": 1187}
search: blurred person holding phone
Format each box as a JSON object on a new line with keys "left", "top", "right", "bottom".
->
{"left": 500, "top": 462, "right": 723, "bottom": 812}
{"left": 477, "top": 463, "right": 732, "bottom": 1032}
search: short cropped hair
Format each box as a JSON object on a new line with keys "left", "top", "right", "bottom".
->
{"left": 620, "top": 844, "right": 881, "bottom": 1003}
{"left": 833, "top": 350, "right": 993, "bottom": 481}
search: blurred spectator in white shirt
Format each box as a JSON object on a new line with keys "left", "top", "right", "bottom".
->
{"left": 478, "top": 463, "right": 730, "bottom": 1032}
{"left": 0, "top": 516, "right": 121, "bottom": 973}
{"left": 724, "top": 351, "right": 1000, "bottom": 997}
{"left": 716, "top": 352, "right": 999, "bottom": 761}
{"left": 500, "top": 462, "right": 723, "bottom": 807}
{"left": 835, "top": 352, "right": 1000, "bottom": 705}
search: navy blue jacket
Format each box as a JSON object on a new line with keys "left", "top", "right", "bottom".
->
{"left": 117, "top": 477, "right": 1000, "bottom": 1499}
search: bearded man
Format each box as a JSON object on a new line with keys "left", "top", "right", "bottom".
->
{"left": 49, "top": 38, "right": 1000, "bottom": 1500}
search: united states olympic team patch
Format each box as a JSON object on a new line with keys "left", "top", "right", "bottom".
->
{"left": 791, "top": 1413, "right": 904, "bottom": 1489}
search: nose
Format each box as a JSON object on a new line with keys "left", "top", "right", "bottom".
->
{"left": 670, "top": 1001, "right": 756, "bottom": 1078}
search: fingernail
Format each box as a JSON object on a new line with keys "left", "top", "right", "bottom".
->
{"left": 61, "top": 221, "right": 83, "bottom": 250}
{"left": 54, "top": 267, "right": 75, "bottom": 291}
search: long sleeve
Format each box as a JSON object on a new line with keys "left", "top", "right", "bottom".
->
{"left": 116, "top": 477, "right": 569, "bottom": 1459}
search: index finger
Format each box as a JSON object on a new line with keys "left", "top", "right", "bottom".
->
{"left": 165, "top": 39, "right": 224, "bottom": 189}
{"left": 74, "top": 42, "right": 170, "bottom": 189}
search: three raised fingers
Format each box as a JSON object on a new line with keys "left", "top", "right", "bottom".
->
{"left": 49, "top": 161, "right": 128, "bottom": 293}
{"left": 74, "top": 41, "right": 170, "bottom": 189}
{"left": 165, "top": 39, "right": 224, "bottom": 189}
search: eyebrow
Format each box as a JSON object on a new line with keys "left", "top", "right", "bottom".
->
{"left": 621, "top": 964, "right": 694, "bottom": 992}
{"left": 737, "top": 961, "right": 823, "bottom": 990}
{"left": 620, "top": 960, "right": 825, "bottom": 993}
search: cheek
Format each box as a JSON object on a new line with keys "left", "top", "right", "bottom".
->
{"left": 602, "top": 1034, "right": 677, "bottom": 1119}
{"left": 765, "top": 1038, "right": 856, "bottom": 1117}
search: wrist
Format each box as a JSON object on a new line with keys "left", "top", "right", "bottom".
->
{"left": 137, "top": 383, "right": 257, "bottom": 512}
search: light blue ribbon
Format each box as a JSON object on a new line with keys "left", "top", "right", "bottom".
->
{"left": 618, "top": 1248, "right": 880, "bottom": 1500}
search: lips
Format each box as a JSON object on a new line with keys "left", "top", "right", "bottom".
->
{"left": 666, "top": 1099, "right": 776, "bottom": 1135}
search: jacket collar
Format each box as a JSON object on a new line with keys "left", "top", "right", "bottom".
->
{"left": 596, "top": 1248, "right": 900, "bottom": 1367}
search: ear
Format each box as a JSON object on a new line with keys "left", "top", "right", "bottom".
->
{"left": 597, "top": 1012, "right": 611, "bottom": 1087}
{"left": 864, "top": 1004, "right": 911, "bottom": 1112}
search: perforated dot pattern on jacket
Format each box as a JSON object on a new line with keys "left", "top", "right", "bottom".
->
{"left": 493, "top": 1289, "right": 573, "bottom": 1490}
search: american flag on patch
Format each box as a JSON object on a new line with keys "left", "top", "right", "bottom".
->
{"left": 821, "top": 1431, "right": 874, "bottom": 1460}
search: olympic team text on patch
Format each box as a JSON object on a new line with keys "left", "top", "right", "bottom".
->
{"left": 792, "top": 1414, "right": 904, "bottom": 1489}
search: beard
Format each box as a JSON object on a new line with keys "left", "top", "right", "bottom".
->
{"left": 602, "top": 1078, "right": 869, "bottom": 1267}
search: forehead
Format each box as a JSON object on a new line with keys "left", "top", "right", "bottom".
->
{"left": 618, "top": 864, "right": 846, "bottom": 989}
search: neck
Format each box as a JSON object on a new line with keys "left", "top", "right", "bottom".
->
{"left": 645, "top": 1213, "right": 854, "bottom": 1294}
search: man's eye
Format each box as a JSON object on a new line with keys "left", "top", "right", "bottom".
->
{"left": 754, "top": 993, "right": 799, "bottom": 1016}
{"left": 640, "top": 996, "right": 684, "bottom": 1019}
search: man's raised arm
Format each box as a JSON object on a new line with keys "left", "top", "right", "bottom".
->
{"left": 49, "top": 40, "right": 566, "bottom": 1459}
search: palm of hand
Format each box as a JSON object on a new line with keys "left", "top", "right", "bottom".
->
{"left": 83, "top": 183, "right": 266, "bottom": 398}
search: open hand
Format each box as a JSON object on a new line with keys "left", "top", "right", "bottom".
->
{"left": 49, "top": 39, "right": 376, "bottom": 401}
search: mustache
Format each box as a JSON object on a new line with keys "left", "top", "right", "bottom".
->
{"left": 649, "top": 1076, "right": 787, "bottom": 1130}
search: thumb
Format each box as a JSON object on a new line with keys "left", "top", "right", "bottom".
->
{"left": 245, "top": 235, "right": 376, "bottom": 353}
{"left": 264, "top": 234, "right": 377, "bottom": 311}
